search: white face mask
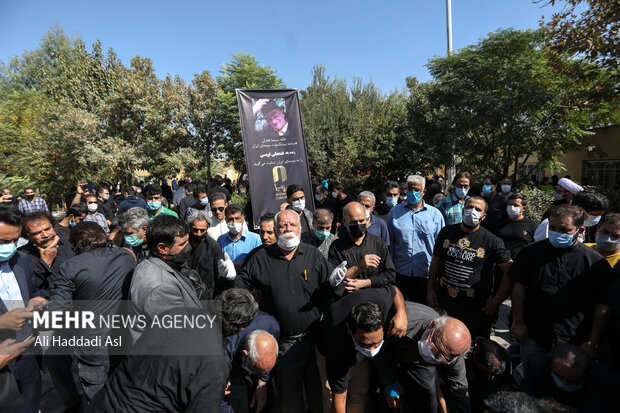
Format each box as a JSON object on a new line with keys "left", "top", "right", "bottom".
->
{"left": 501, "top": 184, "right": 512, "bottom": 194}
{"left": 506, "top": 205, "right": 521, "bottom": 219}
{"left": 277, "top": 232, "right": 300, "bottom": 251}
{"left": 462, "top": 207, "right": 482, "bottom": 227}
{"left": 418, "top": 339, "right": 441, "bottom": 365}
{"left": 291, "top": 199, "right": 305, "bottom": 212}
{"left": 102, "top": 194, "right": 110, "bottom": 200}
{"left": 353, "top": 336, "right": 384, "bottom": 358}
{"left": 227, "top": 222, "right": 243, "bottom": 235}
{"left": 332, "top": 191, "right": 338, "bottom": 199}
{"left": 87, "top": 203, "right": 98, "bottom": 213}
{"left": 364, "top": 209, "right": 371, "bottom": 219}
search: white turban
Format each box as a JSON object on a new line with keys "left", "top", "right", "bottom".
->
{"left": 558, "top": 178, "right": 583, "bottom": 195}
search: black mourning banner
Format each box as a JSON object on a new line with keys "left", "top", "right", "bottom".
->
{"left": 236, "top": 89, "right": 313, "bottom": 229}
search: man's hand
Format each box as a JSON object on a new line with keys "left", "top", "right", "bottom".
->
{"left": 252, "top": 98, "right": 270, "bottom": 116}
{"left": 76, "top": 184, "right": 84, "bottom": 194}
{"left": 37, "top": 235, "right": 59, "bottom": 267}
{"left": 27, "top": 297, "right": 47, "bottom": 311}
{"left": 358, "top": 254, "right": 381, "bottom": 272}
{"left": 344, "top": 278, "right": 372, "bottom": 292}
{"left": 224, "top": 380, "right": 231, "bottom": 396}
{"left": 279, "top": 202, "right": 288, "bottom": 211}
{"left": 217, "top": 253, "right": 237, "bottom": 280}
{"left": 329, "top": 261, "right": 347, "bottom": 286}
{"left": 249, "top": 379, "right": 268, "bottom": 413}
{"left": 388, "top": 310, "right": 407, "bottom": 338}
{"left": 0, "top": 309, "right": 33, "bottom": 331}
{"left": 510, "top": 321, "right": 528, "bottom": 344}
{"left": 481, "top": 297, "right": 501, "bottom": 316}
{"left": 385, "top": 381, "right": 403, "bottom": 410}
{"left": 426, "top": 289, "right": 438, "bottom": 308}
{"left": 0, "top": 337, "right": 35, "bottom": 369}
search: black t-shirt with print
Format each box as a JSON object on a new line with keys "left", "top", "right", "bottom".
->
{"left": 433, "top": 224, "right": 511, "bottom": 299}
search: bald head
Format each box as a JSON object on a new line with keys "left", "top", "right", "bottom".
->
{"left": 434, "top": 317, "right": 471, "bottom": 360}
{"left": 243, "top": 330, "right": 278, "bottom": 376}
{"left": 343, "top": 202, "right": 366, "bottom": 225}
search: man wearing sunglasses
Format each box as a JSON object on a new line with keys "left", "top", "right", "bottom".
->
{"left": 373, "top": 302, "right": 471, "bottom": 413}
{"left": 208, "top": 192, "right": 247, "bottom": 241}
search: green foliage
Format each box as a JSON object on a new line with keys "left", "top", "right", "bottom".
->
{"left": 300, "top": 65, "right": 407, "bottom": 191}
{"left": 231, "top": 193, "right": 248, "bottom": 209}
{"left": 518, "top": 184, "right": 554, "bottom": 223}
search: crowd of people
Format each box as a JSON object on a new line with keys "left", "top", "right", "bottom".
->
{"left": 0, "top": 170, "right": 618, "bottom": 413}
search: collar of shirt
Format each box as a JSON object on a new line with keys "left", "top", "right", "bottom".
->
{"left": 404, "top": 200, "right": 428, "bottom": 213}
{"left": 277, "top": 122, "right": 289, "bottom": 136}
{"left": 268, "top": 242, "right": 305, "bottom": 260}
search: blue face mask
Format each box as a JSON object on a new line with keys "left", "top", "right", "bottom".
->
{"left": 200, "top": 198, "right": 209, "bottom": 206}
{"left": 407, "top": 191, "right": 422, "bottom": 205}
{"left": 482, "top": 185, "right": 493, "bottom": 195}
{"left": 548, "top": 230, "right": 577, "bottom": 249}
{"left": 455, "top": 188, "right": 468, "bottom": 199}
{"left": 69, "top": 219, "right": 76, "bottom": 228}
{"left": 315, "top": 194, "right": 323, "bottom": 202}
{"left": 595, "top": 234, "right": 620, "bottom": 252}
{"left": 124, "top": 234, "right": 144, "bottom": 247}
{"left": 583, "top": 215, "right": 601, "bottom": 227}
{"left": 147, "top": 201, "right": 161, "bottom": 211}
{"left": 551, "top": 372, "right": 583, "bottom": 393}
{"left": 0, "top": 242, "right": 17, "bottom": 262}
{"left": 314, "top": 230, "right": 330, "bottom": 241}
{"left": 385, "top": 197, "right": 398, "bottom": 208}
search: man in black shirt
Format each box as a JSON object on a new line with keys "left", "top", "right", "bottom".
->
{"left": 96, "top": 186, "right": 115, "bottom": 222}
{"left": 375, "top": 181, "right": 399, "bottom": 223}
{"left": 236, "top": 209, "right": 331, "bottom": 413}
{"left": 187, "top": 209, "right": 228, "bottom": 299}
{"left": 510, "top": 204, "right": 614, "bottom": 368}
{"left": 328, "top": 202, "right": 395, "bottom": 294}
{"left": 314, "top": 184, "right": 337, "bottom": 221}
{"left": 177, "top": 183, "right": 196, "bottom": 220}
{"left": 497, "top": 193, "right": 537, "bottom": 259}
{"left": 55, "top": 203, "right": 87, "bottom": 239}
{"left": 284, "top": 183, "right": 314, "bottom": 234}
{"left": 332, "top": 182, "right": 353, "bottom": 228}
{"left": 427, "top": 196, "right": 513, "bottom": 339}
{"left": 319, "top": 286, "right": 406, "bottom": 413}
{"left": 19, "top": 211, "right": 74, "bottom": 297}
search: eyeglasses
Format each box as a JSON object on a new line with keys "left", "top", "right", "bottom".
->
{"left": 211, "top": 207, "right": 225, "bottom": 213}
{"left": 455, "top": 184, "right": 470, "bottom": 189}
{"left": 427, "top": 328, "right": 459, "bottom": 365}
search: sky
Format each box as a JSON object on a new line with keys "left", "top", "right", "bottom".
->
{"left": 0, "top": 0, "right": 564, "bottom": 93}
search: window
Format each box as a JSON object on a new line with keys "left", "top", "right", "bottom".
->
{"left": 583, "top": 160, "right": 620, "bottom": 189}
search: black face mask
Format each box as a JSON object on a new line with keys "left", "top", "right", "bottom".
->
{"left": 26, "top": 194, "right": 35, "bottom": 200}
{"left": 348, "top": 223, "right": 367, "bottom": 238}
{"left": 165, "top": 243, "right": 192, "bottom": 269}
{"left": 189, "top": 233, "right": 206, "bottom": 244}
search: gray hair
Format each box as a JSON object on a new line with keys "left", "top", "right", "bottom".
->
{"left": 313, "top": 208, "right": 334, "bottom": 225}
{"left": 407, "top": 175, "right": 426, "bottom": 191}
{"left": 245, "top": 329, "right": 278, "bottom": 366}
{"left": 357, "top": 191, "right": 376, "bottom": 206}
{"left": 275, "top": 209, "right": 301, "bottom": 227}
{"left": 118, "top": 207, "right": 150, "bottom": 231}
{"left": 316, "top": 185, "right": 328, "bottom": 195}
{"left": 186, "top": 210, "right": 211, "bottom": 227}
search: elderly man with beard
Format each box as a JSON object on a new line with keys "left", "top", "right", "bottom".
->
{"left": 237, "top": 209, "right": 331, "bottom": 413}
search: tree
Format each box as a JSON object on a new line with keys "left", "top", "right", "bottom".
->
{"left": 216, "top": 52, "right": 284, "bottom": 175}
{"left": 539, "top": 0, "right": 619, "bottom": 70}
{"left": 407, "top": 28, "right": 619, "bottom": 181}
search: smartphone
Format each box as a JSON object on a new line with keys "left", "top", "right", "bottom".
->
{"left": 16, "top": 334, "right": 33, "bottom": 343}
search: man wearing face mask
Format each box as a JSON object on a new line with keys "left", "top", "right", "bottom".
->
{"left": 329, "top": 202, "right": 396, "bottom": 294}
{"left": 482, "top": 177, "right": 513, "bottom": 236}
{"left": 519, "top": 343, "right": 618, "bottom": 412}
{"left": 585, "top": 213, "right": 620, "bottom": 268}
{"left": 332, "top": 183, "right": 353, "bottom": 226}
{"left": 96, "top": 186, "right": 115, "bottom": 222}
{"left": 236, "top": 209, "right": 331, "bottom": 413}
{"left": 427, "top": 196, "right": 513, "bottom": 339}
{"left": 301, "top": 208, "right": 338, "bottom": 258}
{"left": 398, "top": 182, "right": 408, "bottom": 204}
{"left": 129, "top": 215, "right": 206, "bottom": 343}
{"left": 373, "top": 303, "right": 472, "bottom": 413}
{"left": 55, "top": 203, "right": 87, "bottom": 239}
{"left": 117, "top": 207, "right": 150, "bottom": 260}
{"left": 534, "top": 188, "right": 609, "bottom": 243}
{"left": 375, "top": 181, "right": 400, "bottom": 223}
{"left": 510, "top": 204, "right": 614, "bottom": 368}
{"left": 318, "top": 286, "right": 407, "bottom": 413}
{"left": 186, "top": 210, "right": 230, "bottom": 300}
{"left": 497, "top": 193, "right": 537, "bottom": 259}
{"left": 437, "top": 171, "right": 471, "bottom": 225}
{"left": 218, "top": 204, "right": 261, "bottom": 271}
{"left": 143, "top": 183, "right": 178, "bottom": 220}
{"left": 388, "top": 175, "right": 445, "bottom": 304}
{"left": 17, "top": 187, "right": 48, "bottom": 214}
{"left": 314, "top": 184, "right": 337, "bottom": 223}
{"left": 284, "top": 184, "right": 314, "bottom": 234}
{"left": 83, "top": 194, "right": 110, "bottom": 233}
{"left": 338, "top": 192, "right": 389, "bottom": 245}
